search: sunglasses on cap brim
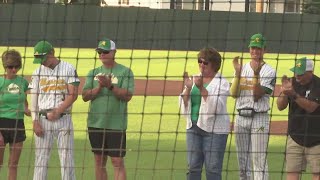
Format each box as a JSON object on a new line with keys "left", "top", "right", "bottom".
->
{"left": 96, "top": 50, "right": 111, "bottom": 55}
{"left": 34, "top": 55, "right": 47, "bottom": 59}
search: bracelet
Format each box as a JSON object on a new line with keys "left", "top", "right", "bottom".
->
{"left": 279, "top": 91, "right": 288, "bottom": 99}
{"left": 279, "top": 91, "right": 285, "bottom": 97}
{"left": 108, "top": 85, "right": 114, "bottom": 91}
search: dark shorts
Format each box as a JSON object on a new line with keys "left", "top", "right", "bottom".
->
{"left": 88, "top": 127, "right": 126, "bottom": 157}
{"left": 0, "top": 118, "right": 26, "bottom": 144}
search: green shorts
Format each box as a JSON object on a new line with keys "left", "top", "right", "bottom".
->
{"left": 286, "top": 136, "right": 320, "bottom": 174}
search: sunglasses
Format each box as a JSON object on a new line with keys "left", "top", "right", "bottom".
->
{"left": 97, "top": 50, "right": 111, "bottom": 55}
{"left": 198, "top": 59, "right": 209, "bottom": 65}
{"left": 6, "top": 65, "right": 21, "bottom": 69}
{"left": 34, "top": 55, "right": 47, "bottom": 59}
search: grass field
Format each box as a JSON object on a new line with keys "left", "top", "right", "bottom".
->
{"left": 0, "top": 47, "right": 319, "bottom": 179}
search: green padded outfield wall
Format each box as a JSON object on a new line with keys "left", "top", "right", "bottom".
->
{"left": 0, "top": 4, "right": 319, "bottom": 54}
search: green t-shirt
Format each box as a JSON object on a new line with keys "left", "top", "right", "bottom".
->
{"left": 190, "top": 84, "right": 208, "bottom": 122}
{"left": 0, "top": 76, "right": 29, "bottom": 120}
{"left": 83, "top": 64, "right": 135, "bottom": 130}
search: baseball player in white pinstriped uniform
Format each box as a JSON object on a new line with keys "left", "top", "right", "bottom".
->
{"left": 230, "top": 34, "right": 276, "bottom": 180}
{"left": 29, "top": 41, "right": 80, "bottom": 180}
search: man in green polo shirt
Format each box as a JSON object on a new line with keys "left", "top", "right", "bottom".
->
{"left": 82, "top": 38, "right": 134, "bottom": 180}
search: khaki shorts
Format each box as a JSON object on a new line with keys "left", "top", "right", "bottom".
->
{"left": 286, "top": 136, "right": 320, "bottom": 173}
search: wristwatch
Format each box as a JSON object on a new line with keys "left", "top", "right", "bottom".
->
{"left": 292, "top": 93, "right": 298, "bottom": 100}
{"left": 108, "top": 85, "right": 114, "bottom": 91}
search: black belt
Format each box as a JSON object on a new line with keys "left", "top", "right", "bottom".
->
{"left": 39, "top": 109, "right": 69, "bottom": 119}
{"left": 238, "top": 109, "right": 267, "bottom": 117}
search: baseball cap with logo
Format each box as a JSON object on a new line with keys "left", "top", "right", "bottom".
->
{"left": 33, "top": 41, "right": 53, "bottom": 64}
{"left": 290, "top": 57, "right": 314, "bottom": 75}
{"left": 96, "top": 38, "right": 116, "bottom": 52}
{"left": 248, "top": 33, "right": 266, "bottom": 49}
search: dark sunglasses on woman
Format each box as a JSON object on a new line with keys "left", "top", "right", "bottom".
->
{"left": 198, "top": 58, "right": 209, "bottom": 65}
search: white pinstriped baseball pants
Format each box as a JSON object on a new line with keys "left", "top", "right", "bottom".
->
{"left": 234, "top": 113, "right": 270, "bottom": 180}
{"left": 33, "top": 114, "right": 76, "bottom": 180}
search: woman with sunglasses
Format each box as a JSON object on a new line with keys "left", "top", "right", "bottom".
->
{"left": 0, "top": 49, "right": 30, "bottom": 180}
{"left": 179, "top": 47, "right": 230, "bottom": 180}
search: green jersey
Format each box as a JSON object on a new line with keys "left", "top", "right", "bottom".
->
{"left": 83, "top": 63, "right": 134, "bottom": 130}
{"left": 0, "top": 76, "right": 29, "bottom": 120}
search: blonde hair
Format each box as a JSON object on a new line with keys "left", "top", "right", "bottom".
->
{"left": 2, "top": 49, "right": 22, "bottom": 69}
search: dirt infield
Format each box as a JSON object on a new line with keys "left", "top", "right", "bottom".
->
{"left": 268, "top": 121, "right": 287, "bottom": 135}
{"left": 77, "top": 78, "right": 289, "bottom": 135}
{"left": 24, "top": 76, "right": 290, "bottom": 135}
{"left": 24, "top": 76, "right": 287, "bottom": 135}
{"left": 78, "top": 79, "right": 284, "bottom": 97}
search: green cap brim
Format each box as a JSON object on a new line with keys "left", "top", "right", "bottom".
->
{"left": 289, "top": 67, "right": 305, "bottom": 75}
{"left": 96, "top": 47, "right": 108, "bottom": 51}
{"left": 33, "top": 57, "right": 46, "bottom": 64}
{"left": 248, "top": 43, "right": 264, "bottom": 48}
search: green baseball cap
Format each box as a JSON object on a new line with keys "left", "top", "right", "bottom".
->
{"left": 33, "top": 41, "right": 53, "bottom": 64}
{"left": 96, "top": 38, "right": 116, "bottom": 51}
{"left": 290, "top": 57, "right": 314, "bottom": 75}
{"left": 248, "top": 33, "right": 266, "bottom": 48}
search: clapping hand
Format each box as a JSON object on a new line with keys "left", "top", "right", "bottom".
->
{"left": 97, "top": 74, "right": 112, "bottom": 89}
{"left": 233, "top": 56, "right": 243, "bottom": 77}
{"left": 183, "top": 72, "right": 193, "bottom": 89}
{"left": 193, "top": 74, "right": 204, "bottom": 90}
{"left": 281, "top": 75, "right": 296, "bottom": 96}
